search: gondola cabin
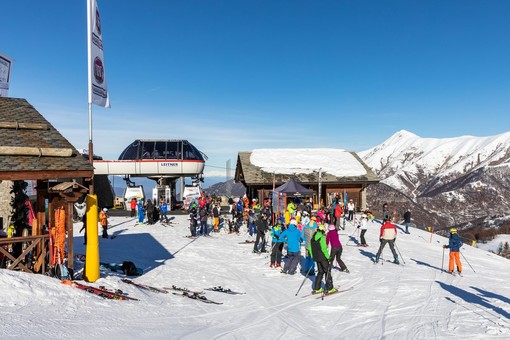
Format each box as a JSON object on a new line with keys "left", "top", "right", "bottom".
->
{"left": 93, "top": 139, "right": 206, "bottom": 178}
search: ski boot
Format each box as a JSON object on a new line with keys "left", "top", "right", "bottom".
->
{"left": 326, "top": 288, "right": 337, "bottom": 294}
{"left": 393, "top": 257, "right": 399, "bottom": 264}
{"left": 312, "top": 288, "right": 323, "bottom": 295}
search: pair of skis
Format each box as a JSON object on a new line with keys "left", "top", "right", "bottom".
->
{"left": 171, "top": 291, "right": 223, "bottom": 305}
{"left": 302, "top": 286, "right": 354, "bottom": 299}
{"left": 61, "top": 280, "right": 138, "bottom": 301}
{"left": 165, "top": 285, "right": 223, "bottom": 304}
{"left": 122, "top": 280, "right": 223, "bottom": 304}
{"left": 121, "top": 278, "right": 168, "bottom": 294}
{"left": 204, "top": 286, "right": 245, "bottom": 295}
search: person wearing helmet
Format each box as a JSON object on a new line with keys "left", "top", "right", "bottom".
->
{"left": 326, "top": 224, "right": 349, "bottom": 273}
{"left": 99, "top": 208, "right": 109, "bottom": 239}
{"left": 443, "top": 228, "right": 463, "bottom": 274}
{"left": 301, "top": 215, "right": 318, "bottom": 275}
{"left": 308, "top": 223, "right": 336, "bottom": 294}
{"left": 279, "top": 218, "right": 303, "bottom": 275}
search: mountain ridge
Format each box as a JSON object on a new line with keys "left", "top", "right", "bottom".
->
{"left": 359, "top": 130, "right": 510, "bottom": 232}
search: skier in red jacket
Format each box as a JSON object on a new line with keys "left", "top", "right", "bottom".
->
{"left": 374, "top": 219, "right": 399, "bottom": 264}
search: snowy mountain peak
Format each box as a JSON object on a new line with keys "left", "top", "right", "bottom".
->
{"left": 358, "top": 130, "right": 510, "bottom": 228}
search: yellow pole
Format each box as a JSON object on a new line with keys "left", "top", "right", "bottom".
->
{"left": 84, "top": 194, "right": 100, "bottom": 282}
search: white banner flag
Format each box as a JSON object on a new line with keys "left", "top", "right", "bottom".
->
{"left": 87, "top": 0, "right": 110, "bottom": 108}
{"left": 0, "top": 54, "right": 13, "bottom": 97}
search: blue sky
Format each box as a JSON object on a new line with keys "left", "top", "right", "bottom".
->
{"left": 2, "top": 0, "right": 510, "bottom": 185}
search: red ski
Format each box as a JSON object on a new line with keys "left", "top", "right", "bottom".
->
{"left": 61, "top": 280, "right": 138, "bottom": 301}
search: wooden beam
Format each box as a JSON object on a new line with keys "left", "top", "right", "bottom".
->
{"left": 0, "top": 146, "right": 72, "bottom": 157}
{"left": 0, "top": 170, "right": 94, "bottom": 181}
{"left": 0, "top": 121, "right": 49, "bottom": 130}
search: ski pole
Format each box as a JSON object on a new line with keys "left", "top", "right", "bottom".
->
{"left": 441, "top": 247, "right": 445, "bottom": 273}
{"left": 394, "top": 242, "right": 406, "bottom": 264}
{"left": 460, "top": 250, "right": 476, "bottom": 273}
{"left": 295, "top": 265, "right": 313, "bottom": 296}
{"left": 265, "top": 241, "right": 278, "bottom": 263}
{"left": 345, "top": 227, "right": 359, "bottom": 246}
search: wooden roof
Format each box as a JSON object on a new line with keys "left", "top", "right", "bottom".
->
{"left": 0, "top": 98, "right": 94, "bottom": 181}
{"left": 235, "top": 150, "right": 380, "bottom": 186}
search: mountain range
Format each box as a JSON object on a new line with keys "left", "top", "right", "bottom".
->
{"left": 359, "top": 130, "right": 510, "bottom": 235}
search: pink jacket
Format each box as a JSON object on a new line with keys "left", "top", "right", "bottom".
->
{"left": 326, "top": 229, "right": 342, "bottom": 248}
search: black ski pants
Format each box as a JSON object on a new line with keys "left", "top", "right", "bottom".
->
{"left": 329, "top": 246, "right": 347, "bottom": 271}
{"left": 360, "top": 229, "right": 367, "bottom": 245}
{"left": 270, "top": 242, "right": 283, "bottom": 264}
{"left": 314, "top": 259, "right": 333, "bottom": 291}
{"left": 376, "top": 238, "right": 398, "bottom": 260}
{"left": 253, "top": 228, "right": 266, "bottom": 252}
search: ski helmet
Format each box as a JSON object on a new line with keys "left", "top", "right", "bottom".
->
{"left": 449, "top": 228, "right": 457, "bottom": 234}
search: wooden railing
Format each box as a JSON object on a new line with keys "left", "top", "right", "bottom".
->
{"left": 0, "top": 235, "right": 49, "bottom": 273}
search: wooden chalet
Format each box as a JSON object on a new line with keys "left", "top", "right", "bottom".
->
{"left": 234, "top": 149, "right": 380, "bottom": 210}
{"left": 0, "top": 97, "right": 94, "bottom": 275}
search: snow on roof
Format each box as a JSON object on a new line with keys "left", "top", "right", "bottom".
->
{"left": 250, "top": 148, "right": 367, "bottom": 177}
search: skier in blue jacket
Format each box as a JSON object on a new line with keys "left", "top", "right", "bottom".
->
{"left": 137, "top": 199, "right": 145, "bottom": 223}
{"left": 443, "top": 228, "right": 463, "bottom": 274}
{"left": 279, "top": 218, "right": 303, "bottom": 275}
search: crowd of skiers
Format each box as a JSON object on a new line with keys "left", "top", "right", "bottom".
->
{"left": 182, "top": 193, "right": 464, "bottom": 294}
{"left": 128, "top": 197, "right": 171, "bottom": 225}
{"left": 190, "top": 194, "right": 364, "bottom": 295}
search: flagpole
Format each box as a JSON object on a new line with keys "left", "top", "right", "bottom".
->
{"left": 86, "top": 0, "right": 94, "bottom": 194}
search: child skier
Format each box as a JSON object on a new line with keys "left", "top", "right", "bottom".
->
{"left": 99, "top": 208, "right": 109, "bottom": 239}
{"left": 443, "top": 228, "right": 463, "bottom": 274}
{"left": 269, "top": 220, "right": 284, "bottom": 268}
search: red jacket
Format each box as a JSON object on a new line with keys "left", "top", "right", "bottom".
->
{"left": 379, "top": 221, "right": 397, "bottom": 240}
{"left": 334, "top": 205, "right": 343, "bottom": 218}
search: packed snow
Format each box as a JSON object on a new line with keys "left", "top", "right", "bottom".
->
{"left": 1, "top": 213, "right": 509, "bottom": 339}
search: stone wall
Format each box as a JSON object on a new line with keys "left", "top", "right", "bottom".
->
{"left": 0, "top": 180, "right": 13, "bottom": 231}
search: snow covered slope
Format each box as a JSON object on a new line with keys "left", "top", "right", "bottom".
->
{"left": 0, "top": 215, "right": 509, "bottom": 339}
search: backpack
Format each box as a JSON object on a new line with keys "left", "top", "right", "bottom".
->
{"left": 121, "top": 261, "right": 139, "bottom": 276}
